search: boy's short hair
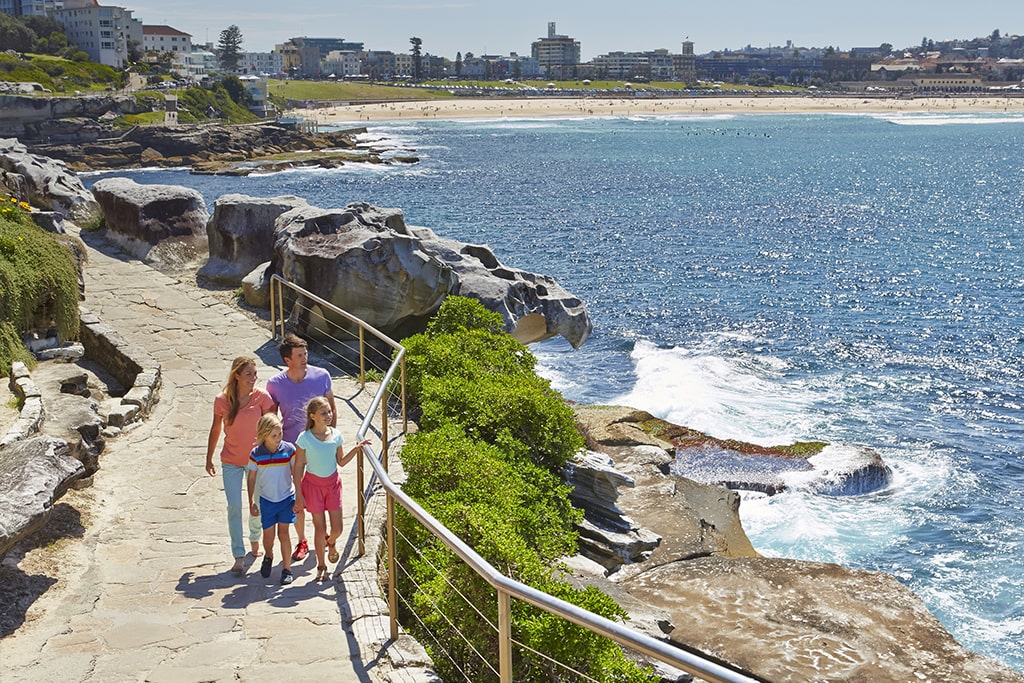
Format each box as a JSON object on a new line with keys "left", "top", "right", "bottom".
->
{"left": 256, "top": 413, "right": 282, "bottom": 445}
{"left": 278, "top": 333, "right": 308, "bottom": 362}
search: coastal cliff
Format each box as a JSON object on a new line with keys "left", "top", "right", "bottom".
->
{"left": 567, "top": 405, "right": 1023, "bottom": 682}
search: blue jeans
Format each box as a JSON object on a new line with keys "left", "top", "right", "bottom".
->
{"left": 222, "top": 463, "right": 261, "bottom": 558}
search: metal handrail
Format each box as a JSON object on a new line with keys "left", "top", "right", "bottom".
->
{"left": 268, "top": 275, "right": 758, "bottom": 683}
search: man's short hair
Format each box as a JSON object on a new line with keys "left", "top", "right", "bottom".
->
{"left": 278, "top": 333, "right": 308, "bottom": 362}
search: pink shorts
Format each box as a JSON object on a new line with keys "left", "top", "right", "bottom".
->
{"left": 301, "top": 471, "right": 342, "bottom": 514}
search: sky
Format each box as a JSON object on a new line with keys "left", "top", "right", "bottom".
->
{"left": 125, "top": 1, "right": 1017, "bottom": 59}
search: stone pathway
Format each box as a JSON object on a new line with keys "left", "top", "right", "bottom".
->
{"left": 0, "top": 229, "right": 384, "bottom": 681}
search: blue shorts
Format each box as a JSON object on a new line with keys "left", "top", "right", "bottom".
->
{"left": 259, "top": 495, "right": 296, "bottom": 529}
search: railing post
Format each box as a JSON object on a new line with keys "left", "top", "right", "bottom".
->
{"left": 401, "top": 356, "right": 407, "bottom": 433}
{"left": 387, "top": 490, "right": 399, "bottom": 641}
{"left": 381, "top": 388, "right": 389, "bottom": 472}
{"left": 357, "top": 448, "right": 365, "bottom": 556}
{"left": 498, "top": 589, "right": 512, "bottom": 683}
{"left": 270, "top": 277, "right": 278, "bottom": 339}
{"left": 359, "top": 326, "right": 366, "bottom": 388}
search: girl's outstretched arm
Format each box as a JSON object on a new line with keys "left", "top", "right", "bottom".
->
{"left": 337, "top": 439, "right": 372, "bottom": 468}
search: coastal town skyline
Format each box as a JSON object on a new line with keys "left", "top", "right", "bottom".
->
{"left": 125, "top": 0, "right": 1017, "bottom": 61}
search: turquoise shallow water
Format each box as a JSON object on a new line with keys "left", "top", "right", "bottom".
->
{"left": 87, "top": 109, "right": 1024, "bottom": 670}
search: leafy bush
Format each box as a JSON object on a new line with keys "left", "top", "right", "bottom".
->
{"left": 0, "top": 198, "right": 80, "bottom": 376}
{"left": 176, "top": 84, "right": 259, "bottom": 124}
{"left": 394, "top": 297, "right": 655, "bottom": 683}
{"left": 419, "top": 372, "right": 583, "bottom": 473}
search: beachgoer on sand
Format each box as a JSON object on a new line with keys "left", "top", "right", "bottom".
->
{"left": 206, "top": 356, "right": 276, "bottom": 574}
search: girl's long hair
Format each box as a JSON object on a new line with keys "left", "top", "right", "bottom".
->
{"left": 223, "top": 356, "right": 257, "bottom": 426}
{"left": 305, "top": 396, "right": 331, "bottom": 432}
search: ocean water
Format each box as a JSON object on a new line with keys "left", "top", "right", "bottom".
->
{"left": 86, "top": 108, "right": 1024, "bottom": 671}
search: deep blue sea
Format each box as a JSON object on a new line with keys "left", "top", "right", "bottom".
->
{"left": 86, "top": 108, "right": 1024, "bottom": 671}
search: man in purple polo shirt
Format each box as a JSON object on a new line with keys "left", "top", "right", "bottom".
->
{"left": 266, "top": 333, "right": 337, "bottom": 562}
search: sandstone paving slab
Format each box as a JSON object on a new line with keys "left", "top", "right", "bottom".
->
{"left": 239, "top": 660, "right": 362, "bottom": 683}
{"left": 89, "top": 646, "right": 176, "bottom": 681}
{"left": 158, "top": 638, "right": 262, "bottom": 669}
{"left": 178, "top": 614, "right": 241, "bottom": 640}
{"left": 145, "top": 664, "right": 240, "bottom": 683}
{"left": 0, "top": 652, "right": 97, "bottom": 683}
{"left": 101, "top": 619, "right": 186, "bottom": 650}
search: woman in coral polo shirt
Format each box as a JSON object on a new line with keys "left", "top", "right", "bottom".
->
{"left": 206, "top": 356, "right": 276, "bottom": 574}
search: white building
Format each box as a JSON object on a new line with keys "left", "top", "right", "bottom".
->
{"left": 53, "top": 0, "right": 142, "bottom": 69}
{"left": 322, "top": 50, "right": 363, "bottom": 78}
{"left": 142, "top": 25, "right": 193, "bottom": 77}
{"left": 236, "top": 51, "right": 283, "bottom": 76}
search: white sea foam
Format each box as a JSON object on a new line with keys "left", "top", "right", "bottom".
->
{"left": 870, "top": 111, "right": 1024, "bottom": 126}
{"left": 612, "top": 338, "right": 826, "bottom": 445}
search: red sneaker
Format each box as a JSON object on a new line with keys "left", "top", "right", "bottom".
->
{"left": 291, "top": 538, "right": 308, "bottom": 561}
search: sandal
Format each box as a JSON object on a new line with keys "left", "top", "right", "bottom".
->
{"left": 328, "top": 539, "right": 339, "bottom": 564}
{"left": 316, "top": 565, "right": 328, "bottom": 581}
{"left": 231, "top": 557, "right": 245, "bottom": 575}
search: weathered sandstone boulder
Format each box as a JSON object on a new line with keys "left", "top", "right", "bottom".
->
{"left": 270, "top": 201, "right": 591, "bottom": 347}
{"left": 579, "top": 405, "right": 891, "bottom": 496}
{"left": 90, "top": 177, "right": 208, "bottom": 271}
{"left": 625, "top": 556, "right": 1023, "bottom": 683}
{"left": 0, "top": 436, "right": 85, "bottom": 560}
{"left": 198, "top": 194, "right": 310, "bottom": 285}
{"left": 568, "top": 404, "right": 1022, "bottom": 682}
{"left": 0, "top": 137, "right": 100, "bottom": 222}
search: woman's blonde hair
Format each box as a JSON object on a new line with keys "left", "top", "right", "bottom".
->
{"left": 255, "top": 413, "right": 282, "bottom": 447}
{"left": 222, "top": 356, "right": 257, "bottom": 426}
{"left": 304, "top": 396, "right": 331, "bottom": 431}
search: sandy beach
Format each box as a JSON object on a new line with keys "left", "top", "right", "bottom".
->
{"left": 298, "top": 94, "right": 1024, "bottom": 124}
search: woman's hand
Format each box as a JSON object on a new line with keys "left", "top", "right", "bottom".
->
{"left": 205, "top": 457, "right": 216, "bottom": 477}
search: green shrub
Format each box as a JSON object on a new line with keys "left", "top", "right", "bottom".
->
{"left": 393, "top": 296, "right": 655, "bottom": 683}
{"left": 420, "top": 372, "right": 584, "bottom": 474}
{"left": 0, "top": 198, "right": 80, "bottom": 376}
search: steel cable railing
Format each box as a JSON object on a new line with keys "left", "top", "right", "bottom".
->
{"left": 269, "top": 275, "right": 761, "bottom": 683}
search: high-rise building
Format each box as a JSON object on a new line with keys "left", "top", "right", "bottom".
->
{"left": 531, "top": 22, "right": 580, "bottom": 77}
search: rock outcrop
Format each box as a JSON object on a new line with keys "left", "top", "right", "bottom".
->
{"left": 0, "top": 436, "right": 85, "bottom": 559}
{"left": 26, "top": 122, "right": 380, "bottom": 174}
{"left": 270, "top": 201, "right": 592, "bottom": 348}
{"left": 569, "top": 405, "right": 1022, "bottom": 682}
{"left": 197, "top": 194, "right": 309, "bottom": 285}
{"left": 0, "top": 137, "right": 100, "bottom": 222}
{"left": 90, "top": 177, "right": 208, "bottom": 270}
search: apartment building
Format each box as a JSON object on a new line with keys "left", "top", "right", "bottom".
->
{"left": 142, "top": 24, "right": 190, "bottom": 56}
{"left": 322, "top": 50, "right": 363, "bottom": 78}
{"left": 53, "top": 0, "right": 142, "bottom": 69}
{"left": 531, "top": 22, "right": 580, "bottom": 77}
{"left": 0, "top": 0, "right": 62, "bottom": 16}
{"left": 235, "top": 51, "right": 284, "bottom": 76}
{"left": 142, "top": 25, "right": 193, "bottom": 77}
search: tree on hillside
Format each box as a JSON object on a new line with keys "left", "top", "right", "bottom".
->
{"left": 879, "top": 43, "right": 893, "bottom": 57}
{"left": 0, "top": 14, "right": 36, "bottom": 52}
{"left": 455, "top": 51, "right": 462, "bottom": 77}
{"left": 217, "top": 25, "right": 244, "bottom": 71}
{"left": 410, "top": 36, "right": 423, "bottom": 81}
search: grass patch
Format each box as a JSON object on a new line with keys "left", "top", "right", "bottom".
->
{"left": 0, "top": 52, "right": 121, "bottom": 93}
{"left": 268, "top": 79, "right": 454, "bottom": 103}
